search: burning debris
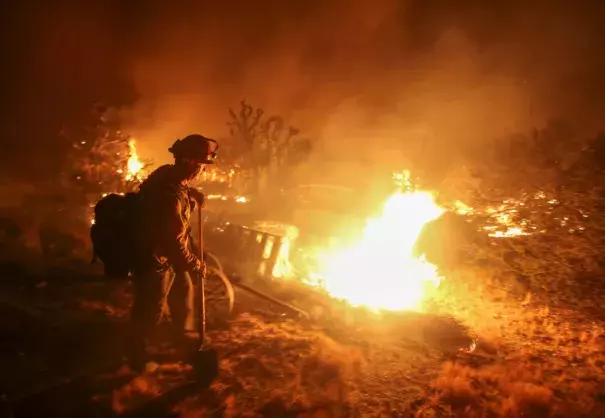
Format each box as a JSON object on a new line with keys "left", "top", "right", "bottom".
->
{"left": 201, "top": 167, "right": 238, "bottom": 184}
{"left": 218, "top": 166, "right": 594, "bottom": 314}
{"left": 452, "top": 190, "right": 587, "bottom": 238}
{"left": 252, "top": 221, "right": 299, "bottom": 278}
{"left": 205, "top": 170, "right": 448, "bottom": 313}
{"left": 205, "top": 194, "right": 249, "bottom": 204}
{"left": 235, "top": 171, "right": 448, "bottom": 313}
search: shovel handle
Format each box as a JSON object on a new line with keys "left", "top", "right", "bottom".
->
{"left": 197, "top": 206, "right": 207, "bottom": 345}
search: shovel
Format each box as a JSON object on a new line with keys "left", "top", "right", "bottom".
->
{"left": 190, "top": 206, "right": 219, "bottom": 386}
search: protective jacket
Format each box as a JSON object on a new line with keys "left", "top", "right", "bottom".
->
{"left": 137, "top": 164, "right": 199, "bottom": 273}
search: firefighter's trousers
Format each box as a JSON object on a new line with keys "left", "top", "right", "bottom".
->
{"left": 129, "top": 267, "right": 196, "bottom": 364}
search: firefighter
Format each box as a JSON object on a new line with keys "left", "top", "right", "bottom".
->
{"left": 128, "top": 134, "right": 217, "bottom": 371}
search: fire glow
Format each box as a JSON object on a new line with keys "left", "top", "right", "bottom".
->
{"left": 304, "top": 186, "right": 445, "bottom": 312}
{"left": 125, "top": 139, "right": 144, "bottom": 181}
{"left": 91, "top": 140, "right": 145, "bottom": 225}
{"left": 453, "top": 190, "right": 575, "bottom": 238}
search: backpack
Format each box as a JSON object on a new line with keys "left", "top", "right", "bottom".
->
{"left": 90, "top": 192, "right": 143, "bottom": 278}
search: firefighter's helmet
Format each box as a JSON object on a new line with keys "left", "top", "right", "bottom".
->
{"left": 168, "top": 134, "right": 218, "bottom": 164}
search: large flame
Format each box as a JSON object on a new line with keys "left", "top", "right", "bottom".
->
{"left": 307, "top": 189, "right": 445, "bottom": 312}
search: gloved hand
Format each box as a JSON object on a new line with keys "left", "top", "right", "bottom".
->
{"left": 188, "top": 187, "right": 206, "bottom": 210}
{"left": 193, "top": 258, "right": 207, "bottom": 277}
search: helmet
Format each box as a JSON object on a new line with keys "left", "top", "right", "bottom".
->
{"left": 168, "top": 134, "right": 218, "bottom": 164}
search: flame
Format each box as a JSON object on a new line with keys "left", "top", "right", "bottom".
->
{"left": 454, "top": 191, "right": 563, "bottom": 238}
{"left": 125, "top": 139, "right": 144, "bottom": 181}
{"left": 454, "top": 200, "right": 473, "bottom": 215}
{"left": 306, "top": 189, "right": 445, "bottom": 312}
{"left": 207, "top": 194, "right": 228, "bottom": 201}
{"left": 453, "top": 188, "right": 585, "bottom": 239}
{"left": 272, "top": 238, "right": 292, "bottom": 278}
{"left": 488, "top": 227, "right": 529, "bottom": 238}
{"left": 252, "top": 221, "right": 299, "bottom": 279}
{"left": 453, "top": 198, "right": 531, "bottom": 238}
{"left": 89, "top": 139, "right": 144, "bottom": 225}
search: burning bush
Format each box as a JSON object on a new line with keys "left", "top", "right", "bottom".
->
{"left": 61, "top": 105, "right": 150, "bottom": 196}
{"left": 407, "top": 122, "right": 605, "bottom": 416}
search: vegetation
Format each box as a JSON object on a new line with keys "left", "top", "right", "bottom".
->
{"left": 225, "top": 99, "right": 312, "bottom": 195}
{"left": 416, "top": 120, "right": 605, "bottom": 416}
{"left": 60, "top": 104, "right": 150, "bottom": 195}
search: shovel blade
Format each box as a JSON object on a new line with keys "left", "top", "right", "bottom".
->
{"left": 191, "top": 348, "right": 219, "bottom": 387}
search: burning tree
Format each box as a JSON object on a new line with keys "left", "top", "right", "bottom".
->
{"left": 24, "top": 105, "right": 153, "bottom": 256}
{"left": 226, "top": 100, "right": 311, "bottom": 195}
{"left": 62, "top": 105, "right": 150, "bottom": 195}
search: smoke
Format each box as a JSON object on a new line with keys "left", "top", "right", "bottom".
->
{"left": 3, "top": 1, "right": 605, "bottom": 182}
{"left": 124, "top": 0, "right": 403, "bottom": 164}
{"left": 124, "top": 0, "right": 605, "bottom": 181}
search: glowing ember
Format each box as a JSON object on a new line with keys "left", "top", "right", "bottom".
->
{"left": 206, "top": 194, "right": 248, "bottom": 203}
{"left": 307, "top": 189, "right": 445, "bottom": 312}
{"left": 487, "top": 227, "right": 529, "bottom": 238}
{"left": 453, "top": 189, "right": 585, "bottom": 238}
{"left": 200, "top": 166, "right": 237, "bottom": 183}
{"left": 207, "top": 194, "right": 229, "bottom": 201}
{"left": 124, "top": 139, "right": 144, "bottom": 181}
{"left": 454, "top": 200, "right": 473, "bottom": 215}
{"left": 454, "top": 198, "right": 533, "bottom": 238}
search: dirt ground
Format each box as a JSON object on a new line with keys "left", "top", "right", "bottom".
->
{"left": 1, "top": 259, "right": 604, "bottom": 418}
